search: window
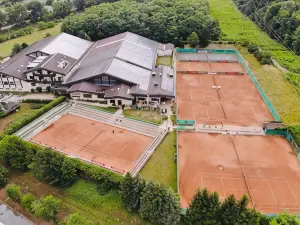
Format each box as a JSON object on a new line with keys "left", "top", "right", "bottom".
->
{"left": 10, "top": 82, "right": 14, "bottom": 85}
{"left": 97, "top": 93, "right": 105, "bottom": 98}
{"left": 110, "top": 78, "right": 117, "bottom": 85}
{"left": 2, "top": 75, "right": 6, "bottom": 78}
{"left": 3, "top": 82, "right": 8, "bottom": 85}
{"left": 28, "top": 76, "right": 33, "bottom": 80}
{"left": 57, "top": 77, "right": 62, "bottom": 82}
{"left": 102, "top": 76, "right": 109, "bottom": 85}
{"left": 83, "top": 94, "right": 92, "bottom": 98}
{"left": 110, "top": 100, "right": 115, "bottom": 104}
{"left": 31, "top": 83, "right": 36, "bottom": 87}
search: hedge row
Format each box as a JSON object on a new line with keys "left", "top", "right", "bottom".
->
{"left": 0, "top": 27, "right": 34, "bottom": 44}
{"left": 0, "top": 135, "right": 123, "bottom": 189}
{"left": 4, "top": 96, "right": 65, "bottom": 135}
{"left": 22, "top": 99, "right": 53, "bottom": 104}
{"left": 37, "top": 22, "right": 55, "bottom": 30}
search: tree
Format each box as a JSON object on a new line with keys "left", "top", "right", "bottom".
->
{"left": 33, "top": 195, "right": 60, "bottom": 221}
{"left": 52, "top": 0, "right": 72, "bottom": 18}
{"left": 0, "top": 165, "right": 8, "bottom": 188}
{"left": 63, "top": 213, "right": 92, "bottom": 225}
{"left": 293, "top": 27, "right": 300, "bottom": 55}
{"left": 219, "top": 195, "right": 239, "bottom": 225}
{"left": 21, "top": 194, "right": 36, "bottom": 213}
{"left": 187, "top": 32, "right": 199, "bottom": 48}
{"left": 270, "top": 212, "right": 300, "bottom": 225}
{"left": 46, "top": 0, "right": 53, "bottom": 6}
{"left": 27, "top": 1, "right": 44, "bottom": 22}
{"left": 21, "top": 42, "right": 28, "bottom": 49}
{"left": 6, "top": 3, "right": 28, "bottom": 27}
{"left": 61, "top": 0, "right": 220, "bottom": 44}
{"left": 139, "top": 181, "right": 181, "bottom": 225}
{"left": 6, "top": 184, "right": 22, "bottom": 202}
{"left": 120, "top": 173, "right": 145, "bottom": 212}
{"left": 0, "top": 136, "right": 37, "bottom": 170}
{"left": 185, "top": 188, "right": 221, "bottom": 225}
{"left": 33, "top": 148, "right": 78, "bottom": 187}
{"left": 0, "top": 11, "right": 8, "bottom": 30}
{"left": 73, "top": 0, "right": 85, "bottom": 11}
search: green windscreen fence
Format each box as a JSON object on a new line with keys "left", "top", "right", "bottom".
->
{"left": 177, "top": 120, "right": 195, "bottom": 126}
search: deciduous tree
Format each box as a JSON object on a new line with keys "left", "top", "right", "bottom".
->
{"left": 6, "top": 3, "right": 28, "bottom": 27}
{"left": 26, "top": 1, "right": 44, "bottom": 22}
{"left": 187, "top": 32, "right": 199, "bottom": 48}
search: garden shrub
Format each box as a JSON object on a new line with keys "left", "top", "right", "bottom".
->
{"left": 21, "top": 193, "right": 35, "bottom": 213}
{"left": 0, "top": 165, "right": 8, "bottom": 188}
{"left": 22, "top": 99, "right": 52, "bottom": 104}
{"left": 36, "top": 87, "right": 42, "bottom": 92}
{"left": 247, "top": 43, "right": 259, "bottom": 53}
{"left": 30, "top": 104, "right": 43, "bottom": 109}
{"left": 6, "top": 184, "right": 22, "bottom": 202}
{"left": 32, "top": 195, "right": 60, "bottom": 221}
{"left": 63, "top": 213, "right": 92, "bottom": 225}
{"left": 4, "top": 96, "right": 65, "bottom": 135}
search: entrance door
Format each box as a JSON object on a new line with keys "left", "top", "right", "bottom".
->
{"left": 118, "top": 100, "right": 122, "bottom": 105}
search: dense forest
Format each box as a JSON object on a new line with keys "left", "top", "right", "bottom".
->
{"left": 234, "top": 0, "right": 300, "bottom": 55}
{"left": 61, "top": 0, "right": 221, "bottom": 46}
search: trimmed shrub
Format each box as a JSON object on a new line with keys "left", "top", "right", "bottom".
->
{"left": 21, "top": 193, "right": 35, "bottom": 213}
{"left": 22, "top": 99, "right": 52, "bottom": 104}
{"left": 6, "top": 184, "right": 22, "bottom": 202}
{"left": 46, "top": 86, "right": 51, "bottom": 92}
{"left": 4, "top": 96, "right": 65, "bottom": 135}
{"left": 247, "top": 43, "right": 259, "bottom": 54}
{"left": 30, "top": 89, "right": 35, "bottom": 93}
{"left": 0, "top": 165, "right": 8, "bottom": 188}
{"left": 36, "top": 87, "right": 42, "bottom": 92}
{"left": 30, "top": 104, "right": 43, "bottom": 109}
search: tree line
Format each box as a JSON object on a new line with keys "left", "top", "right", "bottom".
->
{"left": 61, "top": 0, "right": 221, "bottom": 46}
{"left": 233, "top": 0, "right": 300, "bottom": 55}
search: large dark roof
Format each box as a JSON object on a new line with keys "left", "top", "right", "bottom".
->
{"left": 0, "top": 33, "right": 92, "bottom": 80}
{"left": 105, "top": 84, "right": 134, "bottom": 100}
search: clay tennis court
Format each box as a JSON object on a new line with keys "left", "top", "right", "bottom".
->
{"left": 179, "top": 132, "right": 300, "bottom": 214}
{"left": 176, "top": 61, "right": 245, "bottom": 74}
{"left": 30, "top": 114, "right": 153, "bottom": 174}
{"left": 177, "top": 73, "right": 273, "bottom": 126}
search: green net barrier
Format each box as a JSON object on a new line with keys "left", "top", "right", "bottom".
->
{"left": 177, "top": 126, "right": 185, "bottom": 130}
{"left": 265, "top": 129, "right": 286, "bottom": 136}
{"left": 235, "top": 51, "right": 281, "bottom": 122}
{"left": 176, "top": 48, "right": 197, "bottom": 53}
{"left": 177, "top": 120, "right": 195, "bottom": 125}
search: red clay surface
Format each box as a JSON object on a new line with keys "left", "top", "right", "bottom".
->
{"left": 179, "top": 132, "right": 300, "bottom": 214}
{"left": 177, "top": 74, "right": 274, "bottom": 126}
{"left": 30, "top": 114, "right": 153, "bottom": 173}
{"left": 177, "top": 61, "right": 246, "bottom": 74}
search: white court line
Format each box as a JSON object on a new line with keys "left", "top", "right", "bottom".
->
{"left": 220, "top": 177, "right": 226, "bottom": 198}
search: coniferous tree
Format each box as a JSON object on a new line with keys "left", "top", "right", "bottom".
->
{"left": 185, "top": 188, "right": 221, "bottom": 225}
{"left": 120, "top": 173, "right": 145, "bottom": 211}
{"left": 139, "top": 181, "right": 181, "bottom": 225}
{"left": 219, "top": 195, "right": 240, "bottom": 225}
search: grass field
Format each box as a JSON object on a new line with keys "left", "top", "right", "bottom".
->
{"left": 209, "top": 0, "right": 300, "bottom": 73}
{"left": 123, "top": 109, "right": 167, "bottom": 125}
{"left": 10, "top": 171, "right": 149, "bottom": 225}
{"left": 89, "top": 105, "right": 119, "bottom": 113}
{"left": 237, "top": 46, "right": 300, "bottom": 125}
{"left": 0, "top": 23, "right": 61, "bottom": 58}
{"left": 156, "top": 56, "right": 172, "bottom": 66}
{"left": 140, "top": 132, "right": 177, "bottom": 191}
{"left": 0, "top": 103, "right": 44, "bottom": 133}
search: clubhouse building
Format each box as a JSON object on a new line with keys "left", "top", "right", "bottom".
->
{"left": 0, "top": 32, "right": 175, "bottom": 106}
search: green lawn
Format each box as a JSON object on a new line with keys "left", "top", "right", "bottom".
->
{"left": 209, "top": 0, "right": 300, "bottom": 73}
{"left": 140, "top": 132, "right": 177, "bottom": 192}
{"left": 237, "top": 46, "right": 300, "bottom": 125}
{"left": 123, "top": 109, "right": 167, "bottom": 125}
{"left": 156, "top": 56, "right": 173, "bottom": 66}
{"left": 89, "top": 105, "right": 119, "bottom": 113}
{"left": 10, "top": 172, "right": 149, "bottom": 225}
{"left": 0, "top": 103, "right": 44, "bottom": 133}
{"left": 0, "top": 23, "right": 61, "bottom": 58}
